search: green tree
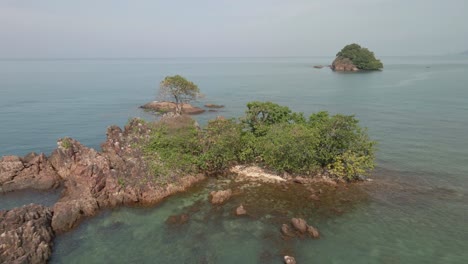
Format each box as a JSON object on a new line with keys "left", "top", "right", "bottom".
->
{"left": 159, "top": 75, "right": 200, "bottom": 114}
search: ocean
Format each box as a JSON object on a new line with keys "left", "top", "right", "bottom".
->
{"left": 1, "top": 56, "right": 467, "bottom": 263}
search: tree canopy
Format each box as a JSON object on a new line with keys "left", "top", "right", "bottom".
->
{"left": 159, "top": 75, "right": 200, "bottom": 114}
{"left": 336, "top": 44, "right": 383, "bottom": 70}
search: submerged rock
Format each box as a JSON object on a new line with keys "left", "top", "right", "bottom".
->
{"left": 284, "top": 256, "right": 297, "bottom": 264}
{"left": 307, "top": 225, "right": 320, "bottom": 239}
{"left": 291, "top": 218, "right": 308, "bottom": 233}
{"left": 281, "top": 224, "right": 296, "bottom": 238}
{"left": 166, "top": 213, "right": 190, "bottom": 226}
{"left": 235, "top": 204, "right": 247, "bottom": 216}
{"left": 0, "top": 204, "right": 54, "bottom": 264}
{"left": 210, "top": 189, "right": 232, "bottom": 204}
{"left": 140, "top": 101, "right": 205, "bottom": 115}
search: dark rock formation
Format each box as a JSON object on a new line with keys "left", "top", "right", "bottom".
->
{"left": 210, "top": 189, "right": 232, "bottom": 205}
{"left": 235, "top": 204, "right": 247, "bottom": 216}
{"left": 140, "top": 101, "right": 205, "bottom": 115}
{"left": 0, "top": 153, "right": 61, "bottom": 193}
{"left": 0, "top": 204, "right": 54, "bottom": 264}
{"left": 331, "top": 57, "right": 359, "bottom": 72}
{"left": 166, "top": 213, "right": 190, "bottom": 226}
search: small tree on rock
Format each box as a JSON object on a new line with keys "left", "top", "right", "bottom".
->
{"left": 159, "top": 75, "right": 200, "bottom": 114}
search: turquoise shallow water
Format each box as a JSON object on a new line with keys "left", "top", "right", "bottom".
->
{"left": 1, "top": 56, "right": 468, "bottom": 263}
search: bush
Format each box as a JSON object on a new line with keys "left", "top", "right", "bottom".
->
{"left": 140, "top": 101, "right": 376, "bottom": 181}
{"left": 257, "top": 123, "right": 320, "bottom": 174}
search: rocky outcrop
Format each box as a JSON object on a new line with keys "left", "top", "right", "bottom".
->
{"left": 0, "top": 204, "right": 54, "bottom": 264}
{"left": 331, "top": 57, "right": 359, "bottom": 72}
{"left": 281, "top": 218, "right": 320, "bottom": 239}
{"left": 140, "top": 101, "right": 205, "bottom": 115}
{"left": 210, "top": 189, "right": 232, "bottom": 205}
{"left": 0, "top": 153, "right": 61, "bottom": 193}
{"left": 204, "top": 104, "right": 224, "bottom": 109}
{"left": 49, "top": 119, "right": 205, "bottom": 233}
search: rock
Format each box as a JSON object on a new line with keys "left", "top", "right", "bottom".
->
{"left": 291, "top": 218, "right": 308, "bottom": 233}
{"left": 0, "top": 204, "right": 54, "bottom": 264}
{"left": 309, "top": 194, "right": 320, "bottom": 201}
{"left": 293, "top": 176, "right": 306, "bottom": 184}
{"left": 204, "top": 104, "right": 224, "bottom": 108}
{"left": 307, "top": 225, "right": 320, "bottom": 239}
{"left": 284, "top": 256, "right": 297, "bottom": 264}
{"left": 235, "top": 204, "right": 247, "bottom": 216}
{"left": 331, "top": 57, "right": 359, "bottom": 72}
{"left": 210, "top": 189, "right": 232, "bottom": 204}
{"left": 0, "top": 153, "right": 61, "bottom": 193}
{"left": 166, "top": 214, "right": 190, "bottom": 226}
{"left": 313, "top": 65, "right": 324, "bottom": 69}
{"left": 281, "top": 224, "right": 296, "bottom": 237}
{"left": 140, "top": 101, "right": 205, "bottom": 115}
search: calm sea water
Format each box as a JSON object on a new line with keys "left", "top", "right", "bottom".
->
{"left": 1, "top": 56, "right": 467, "bottom": 263}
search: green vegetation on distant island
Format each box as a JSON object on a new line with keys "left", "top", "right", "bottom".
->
{"left": 136, "top": 101, "right": 375, "bottom": 181}
{"left": 336, "top": 43, "right": 383, "bottom": 70}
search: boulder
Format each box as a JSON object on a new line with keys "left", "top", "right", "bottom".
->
{"left": 281, "top": 224, "right": 296, "bottom": 237}
{"left": 284, "top": 256, "right": 297, "bottom": 264}
{"left": 291, "top": 218, "right": 308, "bottom": 233}
{"left": 0, "top": 204, "right": 54, "bottom": 264}
{"left": 210, "top": 189, "right": 232, "bottom": 204}
{"left": 307, "top": 225, "right": 320, "bottom": 239}
{"left": 235, "top": 204, "right": 247, "bottom": 216}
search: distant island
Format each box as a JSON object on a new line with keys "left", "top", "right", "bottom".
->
{"left": 331, "top": 43, "right": 383, "bottom": 71}
{"left": 461, "top": 50, "right": 468, "bottom": 56}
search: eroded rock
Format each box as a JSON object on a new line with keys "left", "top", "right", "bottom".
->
{"left": 0, "top": 153, "right": 61, "bottom": 193}
{"left": 210, "top": 189, "right": 232, "bottom": 204}
{"left": 284, "top": 256, "right": 297, "bottom": 264}
{"left": 0, "top": 204, "right": 54, "bottom": 264}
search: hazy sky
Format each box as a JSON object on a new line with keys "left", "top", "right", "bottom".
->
{"left": 1, "top": 0, "right": 467, "bottom": 57}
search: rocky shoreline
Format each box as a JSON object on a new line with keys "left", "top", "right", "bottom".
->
{"left": 1, "top": 116, "right": 370, "bottom": 263}
{"left": 0, "top": 118, "right": 206, "bottom": 263}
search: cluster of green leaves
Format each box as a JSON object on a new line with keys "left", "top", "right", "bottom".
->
{"left": 159, "top": 75, "right": 200, "bottom": 114}
{"left": 336, "top": 43, "right": 383, "bottom": 70}
{"left": 142, "top": 101, "right": 376, "bottom": 181}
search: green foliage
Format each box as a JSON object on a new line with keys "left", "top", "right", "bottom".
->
{"left": 144, "top": 117, "right": 202, "bottom": 176}
{"left": 336, "top": 43, "right": 383, "bottom": 70}
{"left": 257, "top": 123, "right": 320, "bottom": 174}
{"left": 61, "top": 138, "right": 72, "bottom": 149}
{"left": 244, "top": 101, "right": 305, "bottom": 136}
{"left": 140, "top": 101, "right": 376, "bottom": 181}
{"left": 199, "top": 118, "right": 244, "bottom": 174}
{"left": 159, "top": 75, "right": 200, "bottom": 114}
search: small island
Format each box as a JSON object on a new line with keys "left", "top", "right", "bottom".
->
{"left": 331, "top": 43, "right": 383, "bottom": 71}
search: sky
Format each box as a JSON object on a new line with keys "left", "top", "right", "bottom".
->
{"left": 1, "top": 0, "right": 467, "bottom": 58}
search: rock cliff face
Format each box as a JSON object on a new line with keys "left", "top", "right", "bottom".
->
{"left": 0, "top": 118, "right": 206, "bottom": 263}
{"left": 331, "top": 57, "right": 359, "bottom": 72}
{"left": 0, "top": 204, "right": 54, "bottom": 264}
